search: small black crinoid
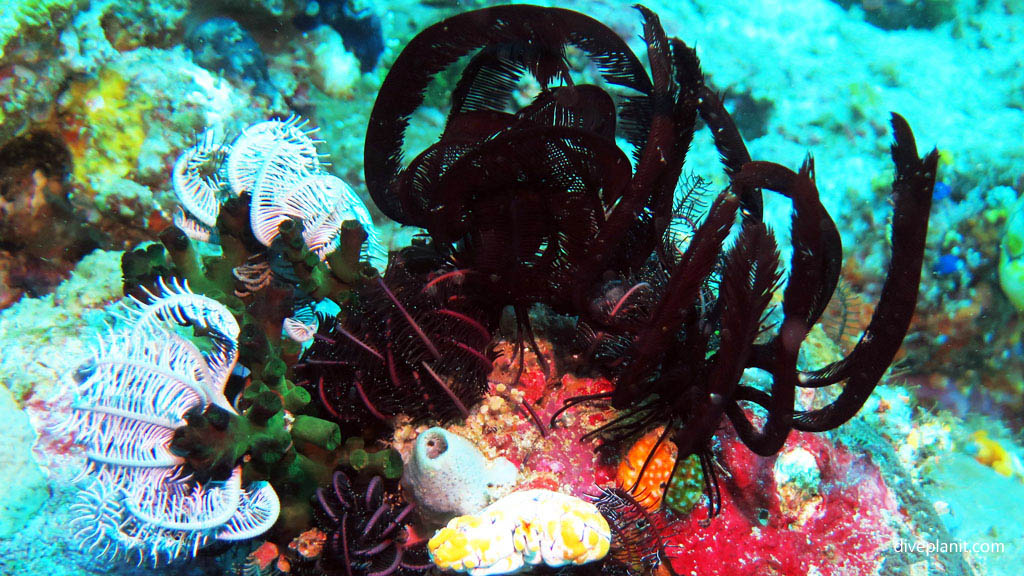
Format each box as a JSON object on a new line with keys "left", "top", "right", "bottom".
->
{"left": 590, "top": 487, "right": 679, "bottom": 576}
{"left": 314, "top": 470, "right": 431, "bottom": 576}
{"left": 297, "top": 243, "right": 497, "bottom": 426}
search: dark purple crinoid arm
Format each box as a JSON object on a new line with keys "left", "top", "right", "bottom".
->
{"left": 792, "top": 113, "right": 938, "bottom": 431}
{"left": 364, "top": 5, "right": 651, "bottom": 225}
{"left": 723, "top": 157, "right": 841, "bottom": 455}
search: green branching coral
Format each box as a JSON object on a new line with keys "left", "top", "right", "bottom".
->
{"left": 169, "top": 391, "right": 338, "bottom": 535}
{"left": 338, "top": 436, "right": 404, "bottom": 479}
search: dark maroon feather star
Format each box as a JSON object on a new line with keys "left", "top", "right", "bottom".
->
{"left": 336, "top": 3, "right": 937, "bottom": 529}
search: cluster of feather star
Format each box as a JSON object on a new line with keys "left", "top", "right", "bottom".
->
{"left": 172, "top": 117, "right": 387, "bottom": 273}
{"left": 58, "top": 279, "right": 280, "bottom": 566}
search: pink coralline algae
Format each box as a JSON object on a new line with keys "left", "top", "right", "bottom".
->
{"left": 665, "top": 431, "right": 899, "bottom": 576}
{"left": 465, "top": 341, "right": 619, "bottom": 497}
{"left": 450, "top": 344, "right": 900, "bottom": 576}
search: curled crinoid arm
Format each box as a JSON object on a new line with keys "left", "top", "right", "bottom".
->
{"left": 248, "top": 163, "right": 313, "bottom": 249}
{"left": 666, "top": 221, "right": 781, "bottom": 458}
{"left": 788, "top": 113, "right": 938, "bottom": 431}
{"left": 233, "top": 256, "right": 273, "bottom": 298}
{"left": 173, "top": 127, "right": 230, "bottom": 228}
{"left": 59, "top": 285, "right": 243, "bottom": 460}
{"left": 577, "top": 10, "right": 701, "bottom": 295}
{"left": 246, "top": 163, "right": 386, "bottom": 271}
{"left": 290, "top": 173, "right": 387, "bottom": 268}
{"left": 60, "top": 331, "right": 215, "bottom": 451}
{"left": 315, "top": 471, "right": 428, "bottom": 576}
{"left": 215, "top": 481, "right": 281, "bottom": 541}
{"left": 612, "top": 191, "right": 738, "bottom": 408}
{"left": 119, "top": 277, "right": 239, "bottom": 341}
{"left": 173, "top": 206, "right": 214, "bottom": 243}
{"left": 364, "top": 4, "right": 652, "bottom": 225}
{"left": 123, "top": 466, "right": 245, "bottom": 534}
{"left": 117, "top": 278, "right": 240, "bottom": 402}
{"left": 722, "top": 156, "right": 841, "bottom": 454}
{"left": 283, "top": 316, "right": 317, "bottom": 344}
{"left": 227, "top": 116, "right": 323, "bottom": 198}
{"left": 669, "top": 39, "right": 761, "bottom": 222}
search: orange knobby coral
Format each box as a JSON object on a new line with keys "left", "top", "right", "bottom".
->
{"left": 616, "top": 427, "right": 678, "bottom": 511}
{"left": 289, "top": 527, "right": 327, "bottom": 559}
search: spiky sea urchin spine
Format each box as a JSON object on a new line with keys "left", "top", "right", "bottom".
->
{"left": 590, "top": 487, "right": 678, "bottom": 576}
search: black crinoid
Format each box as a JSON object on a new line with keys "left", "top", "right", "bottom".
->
{"left": 363, "top": 5, "right": 699, "bottom": 375}
{"left": 539, "top": 12, "right": 935, "bottom": 518}
{"left": 362, "top": 2, "right": 937, "bottom": 521}
{"left": 297, "top": 243, "right": 497, "bottom": 425}
{"left": 314, "top": 470, "right": 431, "bottom": 576}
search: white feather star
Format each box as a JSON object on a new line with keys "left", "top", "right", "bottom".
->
{"left": 62, "top": 281, "right": 279, "bottom": 566}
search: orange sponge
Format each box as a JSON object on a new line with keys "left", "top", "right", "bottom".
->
{"left": 616, "top": 427, "right": 678, "bottom": 511}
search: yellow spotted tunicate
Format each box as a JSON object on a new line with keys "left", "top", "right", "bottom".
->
{"left": 616, "top": 427, "right": 678, "bottom": 511}
{"left": 428, "top": 489, "right": 611, "bottom": 576}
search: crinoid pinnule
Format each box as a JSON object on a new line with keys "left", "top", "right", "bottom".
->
{"left": 173, "top": 127, "right": 229, "bottom": 230}
{"left": 116, "top": 276, "right": 241, "bottom": 391}
{"left": 589, "top": 487, "right": 679, "bottom": 576}
{"left": 258, "top": 171, "right": 387, "bottom": 268}
{"left": 314, "top": 471, "right": 430, "bottom": 576}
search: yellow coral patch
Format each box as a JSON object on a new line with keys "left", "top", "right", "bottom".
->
{"left": 61, "top": 67, "right": 152, "bottom": 199}
{"left": 971, "top": 430, "right": 1014, "bottom": 477}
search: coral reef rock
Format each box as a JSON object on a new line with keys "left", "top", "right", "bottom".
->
{"left": 0, "top": 384, "right": 48, "bottom": 537}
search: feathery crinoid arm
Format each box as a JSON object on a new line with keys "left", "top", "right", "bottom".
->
{"left": 173, "top": 127, "right": 229, "bottom": 228}
{"left": 115, "top": 277, "right": 238, "bottom": 409}
{"left": 227, "top": 116, "right": 323, "bottom": 199}
{"left": 71, "top": 467, "right": 280, "bottom": 566}
{"left": 63, "top": 281, "right": 280, "bottom": 566}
